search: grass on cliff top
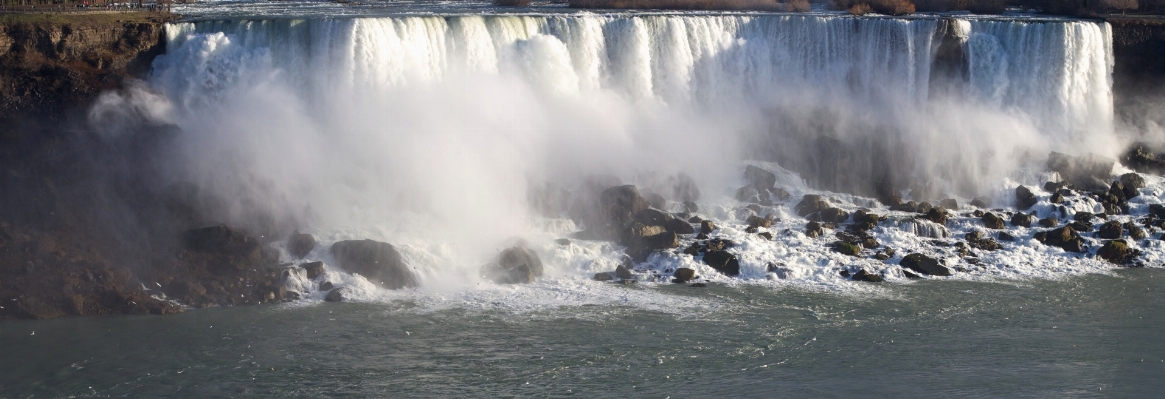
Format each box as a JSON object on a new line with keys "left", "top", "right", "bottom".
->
{"left": 0, "top": 11, "right": 176, "bottom": 27}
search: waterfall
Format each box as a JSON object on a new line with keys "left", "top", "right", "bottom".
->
{"left": 129, "top": 14, "right": 1114, "bottom": 252}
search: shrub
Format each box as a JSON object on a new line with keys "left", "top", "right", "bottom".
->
{"left": 849, "top": 2, "right": 873, "bottom": 13}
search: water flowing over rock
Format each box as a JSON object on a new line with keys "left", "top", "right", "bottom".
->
{"left": 330, "top": 240, "right": 418, "bottom": 289}
{"left": 481, "top": 246, "right": 544, "bottom": 284}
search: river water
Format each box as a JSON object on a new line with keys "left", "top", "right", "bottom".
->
{"left": 2, "top": 269, "right": 1162, "bottom": 397}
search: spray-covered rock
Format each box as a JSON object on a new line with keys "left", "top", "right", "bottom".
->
{"left": 287, "top": 231, "right": 316, "bottom": 259}
{"left": 330, "top": 240, "right": 418, "bottom": 289}
{"left": 480, "top": 246, "right": 544, "bottom": 284}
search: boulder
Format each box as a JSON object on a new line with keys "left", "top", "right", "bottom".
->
{"left": 981, "top": 212, "right": 1005, "bottom": 229}
{"left": 1097, "top": 240, "right": 1134, "bottom": 264}
{"left": 1151, "top": 204, "right": 1165, "bottom": 219}
{"left": 683, "top": 201, "right": 699, "bottom": 213}
{"left": 668, "top": 173, "right": 702, "bottom": 202}
{"left": 330, "top": 240, "right": 419, "bottom": 289}
{"left": 805, "top": 221, "right": 825, "bottom": 238}
{"left": 1121, "top": 172, "right": 1146, "bottom": 189}
{"left": 940, "top": 198, "right": 959, "bottom": 210}
{"left": 922, "top": 207, "right": 947, "bottom": 225}
{"left": 319, "top": 281, "right": 334, "bottom": 291}
{"left": 1129, "top": 224, "right": 1147, "bottom": 240}
{"left": 702, "top": 251, "right": 740, "bottom": 276}
{"left": 643, "top": 192, "right": 667, "bottom": 210}
{"left": 642, "top": 231, "right": 679, "bottom": 250}
{"left": 555, "top": 238, "right": 571, "bottom": 246}
{"left": 795, "top": 195, "right": 830, "bottom": 217}
{"left": 735, "top": 186, "right": 761, "bottom": 203}
{"left": 287, "top": 232, "right": 316, "bottom": 259}
{"left": 970, "top": 197, "right": 992, "bottom": 208}
{"left": 998, "top": 231, "right": 1017, "bottom": 241}
{"left": 1016, "top": 186, "right": 1037, "bottom": 210}
{"left": 1011, "top": 213, "right": 1033, "bottom": 228}
{"left": 615, "top": 264, "right": 634, "bottom": 279}
{"left": 965, "top": 231, "right": 1001, "bottom": 251}
{"left": 852, "top": 269, "right": 883, "bottom": 282}
{"left": 744, "top": 165, "right": 777, "bottom": 189}
{"left": 302, "top": 261, "right": 325, "bottom": 280}
{"left": 673, "top": 268, "right": 696, "bottom": 283}
{"left": 1039, "top": 217, "right": 1058, "bottom": 227}
{"left": 746, "top": 215, "right": 772, "bottom": 228}
{"left": 634, "top": 208, "right": 671, "bottom": 226}
{"left": 1097, "top": 221, "right": 1123, "bottom": 239}
{"left": 663, "top": 218, "right": 696, "bottom": 235}
{"left": 1047, "top": 151, "right": 1114, "bottom": 190}
{"left": 899, "top": 253, "right": 951, "bottom": 276}
{"left": 831, "top": 241, "right": 861, "bottom": 256}
{"left": 1121, "top": 144, "right": 1165, "bottom": 175}
{"left": 1038, "top": 226, "right": 1085, "bottom": 253}
{"left": 480, "top": 262, "right": 535, "bottom": 284}
{"left": 324, "top": 287, "right": 345, "bottom": 302}
{"left": 819, "top": 208, "right": 849, "bottom": 224}
{"left": 700, "top": 220, "right": 716, "bottom": 235}
{"left": 600, "top": 185, "right": 651, "bottom": 226}
{"left": 1049, "top": 192, "right": 1064, "bottom": 204}
{"left": 594, "top": 272, "right": 614, "bottom": 281}
{"left": 182, "top": 225, "right": 264, "bottom": 272}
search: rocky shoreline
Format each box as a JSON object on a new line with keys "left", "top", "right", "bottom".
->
{"left": 2, "top": 13, "right": 1165, "bottom": 320}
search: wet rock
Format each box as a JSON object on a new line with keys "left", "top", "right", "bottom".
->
{"left": 331, "top": 240, "right": 419, "bottom": 289}
{"left": 1011, "top": 213, "right": 1034, "bottom": 228}
{"left": 940, "top": 198, "right": 959, "bottom": 210}
{"left": 746, "top": 215, "right": 772, "bottom": 228}
{"left": 690, "top": 283, "right": 707, "bottom": 288}
{"left": 1128, "top": 224, "right": 1147, "bottom": 240}
{"left": 758, "top": 232, "right": 773, "bottom": 240}
{"left": 643, "top": 192, "right": 667, "bottom": 210}
{"left": 805, "top": 221, "right": 825, "bottom": 238}
{"left": 744, "top": 165, "right": 777, "bottom": 189}
{"left": 917, "top": 202, "right": 934, "bottom": 214}
{"left": 1068, "top": 221, "right": 1093, "bottom": 233}
{"left": 683, "top": 201, "right": 699, "bottom": 213}
{"left": 642, "top": 231, "right": 679, "bottom": 250}
{"left": 770, "top": 187, "right": 792, "bottom": 201}
{"left": 594, "top": 272, "right": 614, "bottom": 281}
{"left": 795, "top": 195, "right": 830, "bottom": 217}
{"left": 324, "top": 287, "right": 345, "bottom": 302}
{"left": 480, "top": 262, "right": 535, "bottom": 284}
{"left": 1049, "top": 192, "right": 1065, "bottom": 204}
{"left": 900, "top": 253, "right": 952, "bottom": 276}
{"left": 700, "top": 220, "right": 717, "bottom": 235}
{"left": 634, "top": 208, "right": 670, "bottom": 226}
{"left": 555, "top": 238, "right": 571, "bottom": 246}
{"left": 747, "top": 204, "right": 763, "bottom": 214}
{"left": 819, "top": 208, "right": 849, "bottom": 224}
{"left": 615, "top": 264, "right": 634, "bottom": 280}
{"left": 663, "top": 218, "right": 696, "bottom": 235}
{"left": 901, "top": 219, "right": 951, "bottom": 239}
{"left": 831, "top": 241, "right": 861, "bottom": 256}
{"left": 705, "top": 238, "right": 735, "bottom": 252}
{"left": 971, "top": 197, "right": 992, "bottom": 208}
{"left": 1121, "top": 144, "right": 1165, "bottom": 175}
{"left": 601, "top": 185, "right": 651, "bottom": 226}
{"left": 287, "top": 232, "right": 316, "bottom": 259}
{"left": 702, "top": 251, "right": 740, "bottom": 276}
{"left": 182, "top": 225, "right": 265, "bottom": 272}
{"left": 998, "top": 231, "right": 1017, "bottom": 241}
{"left": 1097, "top": 240, "right": 1135, "bottom": 264}
{"left": 1121, "top": 172, "right": 1146, "bottom": 190}
{"left": 688, "top": 215, "right": 702, "bottom": 223}
{"left": 965, "top": 231, "right": 1001, "bottom": 251}
{"left": 673, "top": 268, "right": 696, "bottom": 283}
{"left": 981, "top": 213, "right": 1005, "bottom": 229}
{"left": 1016, "top": 185, "right": 1037, "bottom": 210}
{"left": 1151, "top": 204, "right": 1165, "bottom": 219}
{"left": 1037, "top": 226, "right": 1085, "bottom": 253}
{"left": 302, "top": 261, "right": 324, "bottom": 280}
{"left": 922, "top": 207, "right": 948, "bottom": 225}
{"left": 1098, "top": 221, "right": 1123, "bottom": 239}
{"left": 735, "top": 186, "right": 761, "bottom": 203}
{"left": 16, "top": 297, "right": 66, "bottom": 320}
{"left": 1044, "top": 181, "right": 1068, "bottom": 192}
{"left": 852, "top": 269, "right": 883, "bottom": 282}
{"left": 890, "top": 201, "right": 918, "bottom": 213}
{"left": 1047, "top": 151, "right": 1115, "bottom": 190}
{"left": 1039, "top": 217, "right": 1058, "bottom": 228}
{"left": 319, "top": 281, "right": 334, "bottom": 291}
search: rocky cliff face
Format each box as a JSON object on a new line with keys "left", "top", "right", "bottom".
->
{"left": 1107, "top": 17, "right": 1165, "bottom": 131}
{"left": 0, "top": 15, "right": 169, "bottom": 129}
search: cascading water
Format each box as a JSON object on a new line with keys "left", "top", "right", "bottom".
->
{"left": 92, "top": 13, "right": 1124, "bottom": 298}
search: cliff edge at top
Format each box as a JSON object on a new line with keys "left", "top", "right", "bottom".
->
{"left": 0, "top": 12, "right": 177, "bottom": 131}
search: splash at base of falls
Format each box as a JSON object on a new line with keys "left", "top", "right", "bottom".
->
{"left": 83, "top": 13, "right": 1140, "bottom": 307}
